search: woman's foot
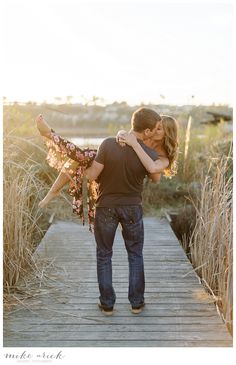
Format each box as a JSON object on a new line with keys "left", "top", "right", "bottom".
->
{"left": 38, "top": 190, "right": 60, "bottom": 208}
{"left": 35, "top": 114, "right": 52, "bottom": 138}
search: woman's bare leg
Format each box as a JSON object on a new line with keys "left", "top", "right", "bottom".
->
{"left": 35, "top": 114, "right": 52, "bottom": 137}
{"left": 36, "top": 114, "right": 81, "bottom": 208}
{"left": 38, "top": 171, "right": 71, "bottom": 208}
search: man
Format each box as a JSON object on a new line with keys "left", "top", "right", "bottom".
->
{"left": 85, "top": 107, "right": 166, "bottom": 315}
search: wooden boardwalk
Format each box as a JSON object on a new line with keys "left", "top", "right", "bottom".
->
{"left": 4, "top": 217, "right": 232, "bottom": 347}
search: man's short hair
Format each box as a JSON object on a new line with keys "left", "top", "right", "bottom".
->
{"left": 131, "top": 107, "right": 162, "bottom": 132}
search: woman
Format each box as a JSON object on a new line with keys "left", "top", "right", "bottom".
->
{"left": 36, "top": 113, "right": 178, "bottom": 230}
{"left": 117, "top": 114, "right": 178, "bottom": 178}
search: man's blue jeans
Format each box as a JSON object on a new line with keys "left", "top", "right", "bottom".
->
{"left": 94, "top": 205, "right": 145, "bottom": 308}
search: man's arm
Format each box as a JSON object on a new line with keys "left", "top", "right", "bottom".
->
{"left": 85, "top": 138, "right": 109, "bottom": 181}
{"left": 85, "top": 160, "right": 104, "bottom": 181}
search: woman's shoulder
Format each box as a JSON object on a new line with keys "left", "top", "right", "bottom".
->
{"left": 156, "top": 147, "right": 168, "bottom": 159}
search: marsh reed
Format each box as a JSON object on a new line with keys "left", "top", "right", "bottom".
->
{"left": 3, "top": 131, "right": 77, "bottom": 299}
{"left": 188, "top": 153, "right": 233, "bottom": 333}
{"left": 3, "top": 142, "right": 45, "bottom": 290}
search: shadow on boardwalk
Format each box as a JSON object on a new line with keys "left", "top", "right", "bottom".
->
{"left": 3, "top": 217, "right": 232, "bottom": 347}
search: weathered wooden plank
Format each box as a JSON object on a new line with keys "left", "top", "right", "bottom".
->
{"left": 2, "top": 330, "right": 231, "bottom": 341}
{"left": 3, "top": 340, "right": 232, "bottom": 347}
{"left": 5, "top": 304, "right": 218, "bottom": 312}
{"left": 6, "top": 284, "right": 204, "bottom": 291}
{"left": 36, "top": 291, "right": 210, "bottom": 298}
{"left": 56, "top": 259, "right": 193, "bottom": 264}
{"left": 54, "top": 263, "right": 196, "bottom": 270}
{"left": 39, "top": 282, "right": 201, "bottom": 287}
{"left": 4, "top": 316, "right": 224, "bottom": 326}
{"left": 5, "top": 324, "right": 228, "bottom": 333}
{"left": 43, "top": 265, "right": 194, "bottom": 273}
{"left": 48, "top": 274, "right": 199, "bottom": 280}
{"left": 3, "top": 309, "right": 222, "bottom": 319}
{"left": 36, "top": 297, "right": 214, "bottom": 305}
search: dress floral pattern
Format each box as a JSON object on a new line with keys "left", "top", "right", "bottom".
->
{"left": 43, "top": 129, "right": 98, "bottom": 231}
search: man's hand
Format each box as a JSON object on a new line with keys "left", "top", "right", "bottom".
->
{"left": 148, "top": 172, "right": 161, "bottom": 182}
{"left": 85, "top": 161, "right": 104, "bottom": 181}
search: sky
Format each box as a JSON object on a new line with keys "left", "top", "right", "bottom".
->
{"left": 2, "top": 0, "right": 233, "bottom": 105}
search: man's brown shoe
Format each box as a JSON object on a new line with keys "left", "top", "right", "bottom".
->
{"left": 131, "top": 303, "right": 145, "bottom": 314}
{"left": 98, "top": 302, "right": 114, "bottom": 316}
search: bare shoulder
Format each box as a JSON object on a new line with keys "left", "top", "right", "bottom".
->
{"left": 156, "top": 149, "right": 169, "bottom": 166}
{"left": 155, "top": 146, "right": 168, "bottom": 158}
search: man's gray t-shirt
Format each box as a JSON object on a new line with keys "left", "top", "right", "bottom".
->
{"left": 94, "top": 137, "right": 158, "bottom": 207}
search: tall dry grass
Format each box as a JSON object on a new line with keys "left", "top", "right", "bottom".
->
{"left": 3, "top": 137, "right": 48, "bottom": 291}
{"left": 3, "top": 114, "right": 69, "bottom": 297}
{"left": 3, "top": 106, "right": 85, "bottom": 299}
{"left": 3, "top": 134, "right": 76, "bottom": 300}
{"left": 188, "top": 153, "right": 233, "bottom": 334}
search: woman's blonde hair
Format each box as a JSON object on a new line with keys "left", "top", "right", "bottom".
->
{"left": 161, "top": 115, "right": 179, "bottom": 177}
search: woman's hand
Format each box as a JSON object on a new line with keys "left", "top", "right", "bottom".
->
{"left": 118, "top": 132, "right": 139, "bottom": 148}
{"left": 116, "top": 130, "right": 127, "bottom": 147}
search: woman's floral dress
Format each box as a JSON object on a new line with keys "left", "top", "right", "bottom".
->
{"left": 43, "top": 129, "right": 98, "bottom": 231}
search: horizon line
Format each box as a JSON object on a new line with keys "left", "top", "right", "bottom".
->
{"left": 2, "top": 100, "right": 232, "bottom": 108}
